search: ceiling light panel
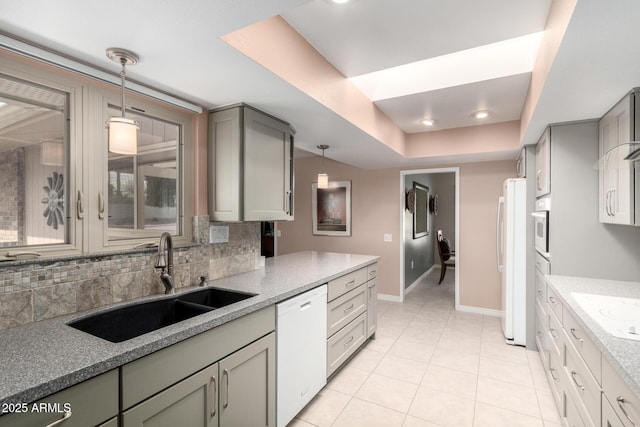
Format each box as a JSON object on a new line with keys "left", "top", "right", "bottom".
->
{"left": 349, "top": 32, "right": 543, "bottom": 101}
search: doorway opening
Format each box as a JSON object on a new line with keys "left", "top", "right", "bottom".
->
{"left": 400, "top": 167, "right": 460, "bottom": 309}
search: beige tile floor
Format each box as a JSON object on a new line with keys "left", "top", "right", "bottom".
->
{"left": 287, "top": 269, "right": 563, "bottom": 427}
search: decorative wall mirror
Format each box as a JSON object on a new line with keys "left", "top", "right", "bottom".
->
{"left": 413, "top": 182, "right": 429, "bottom": 238}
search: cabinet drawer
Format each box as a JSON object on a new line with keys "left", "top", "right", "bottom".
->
{"left": 0, "top": 369, "right": 118, "bottom": 427}
{"left": 602, "top": 358, "right": 640, "bottom": 427}
{"left": 565, "top": 388, "right": 590, "bottom": 427}
{"left": 535, "top": 252, "right": 550, "bottom": 274}
{"left": 535, "top": 299, "right": 549, "bottom": 365}
{"left": 547, "top": 304, "right": 563, "bottom": 358}
{"left": 535, "top": 268, "right": 547, "bottom": 306}
{"left": 563, "top": 306, "right": 602, "bottom": 385}
{"left": 367, "top": 263, "right": 378, "bottom": 281}
{"left": 327, "top": 313, "right": 367, "bottom": 377}
{"left": 547, "top": 285, "right": 563, "bottom": 323}
{"left": 327, "top": 284, "right": 366, "bottom": 337}
{"left": 565, "top": 345, "right": 601, "bottom": 426}
{"left": 603, "top": 394, "right": 625, "bottom": 427}
{"left": 548, "top": 347, "right": 564, "bottom": 410}
{"left": 328, "top": 268, "right": 368, "bottom": 301}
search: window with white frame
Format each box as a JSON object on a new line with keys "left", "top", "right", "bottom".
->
{"left": 0, "top": 53, "right": 194, "bottom": 258}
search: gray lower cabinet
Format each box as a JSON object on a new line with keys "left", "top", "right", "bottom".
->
{"left": 123, "top": 332, "right": 276, "bottom": 427}
{"left": 123, "top": 362, "right": 219, "bottom": 427}
{"left": 219, "top": 332, "right": 276, "bottom": 427}
{"left": 0, "top": 369, "right": 118, "bottom": 427}
{"left": 326, "top": 263, "right": 378, "bottom": 377}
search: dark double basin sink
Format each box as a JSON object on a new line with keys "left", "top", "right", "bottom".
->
{"left": 68, "top": 288, "right": 255, "bottom": 343}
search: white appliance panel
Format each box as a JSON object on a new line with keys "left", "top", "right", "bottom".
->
{"left": 499, "top": 178, "right": 527, "bottom": 346}
{"left": 276, "top": 285, "right": 327, "bottom": 427}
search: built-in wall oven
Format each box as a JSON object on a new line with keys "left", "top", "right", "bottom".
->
{"left": 532, "top": 197, "right": 550, "bottom": 258}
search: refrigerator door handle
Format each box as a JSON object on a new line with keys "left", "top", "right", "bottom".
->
{"left": 496, "top": 196, "right": 504, "bottom": 273}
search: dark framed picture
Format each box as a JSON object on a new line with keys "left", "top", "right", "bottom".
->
{"left": 413, "top": 182, "right": 429, "bottom": 238}
{"left": 312, "top": 180, "right": 351, "bottom": 236}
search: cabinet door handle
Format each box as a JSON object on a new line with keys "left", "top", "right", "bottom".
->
{"left": 222, "top": 368, "right": 229, "bottom": 409}
{"left": 344, "top": 303, "right": 354, "bottom": 313}
{"left": 548, "top": 296, "right": 557, "bottom": 306}
{"left": 209, "top": 376, "right": 217, "bottom": 418}
{"left": 76, "top": 190, "right": 84, "bottom": 219}
{"left": 345, "top": 279, "right": 355, "bottom": 287}
{"left": 98, "top": 191, "right": 105, "bottom": 220}
{"left": 570, "top": 371, "right": 585, "bottom": 391}
{"left": 607, "top": 189, "right": 616, "bottom": 217}
{"left": 570, "top": 328, "right": 584, "bottom": 344}
{"left": 45, "top": 410, "right": 72, "bottom": 427}
{"left": 549, "top": 328, "right": 559, "bottom": 339}
{"left": 616, "top": 396, "right": 637, "bottom": 427}
{"left": 549, "top": 368, "right": 559, "bottom": 382}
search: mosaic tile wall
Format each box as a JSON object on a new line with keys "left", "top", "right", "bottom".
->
{"left": 0, "top": 218, "right": 261, "bottom": 331}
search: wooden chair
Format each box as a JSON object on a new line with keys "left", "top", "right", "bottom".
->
{"left": 437, "top": 235, "right": 455, "bottom": 285}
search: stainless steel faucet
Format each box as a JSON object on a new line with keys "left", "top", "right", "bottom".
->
{"left": 155, "top": 232, "right": 176, "bottom": 294}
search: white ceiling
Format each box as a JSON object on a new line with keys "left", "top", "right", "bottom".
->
{"left": 1, "top": 0, "right": 640, "bottom": 169}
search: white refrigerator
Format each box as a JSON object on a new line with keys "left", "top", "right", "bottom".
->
{"left": 497, "top": 178, "right": 527, "bottom": 346}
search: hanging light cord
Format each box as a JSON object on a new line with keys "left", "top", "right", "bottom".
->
{"left": 119, "top": 58, "right": 127, "bottom": 118}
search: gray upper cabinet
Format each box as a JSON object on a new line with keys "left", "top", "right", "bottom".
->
{"left": 209, "top": 104, "right": 294, "bottom": 222}
{"left": 599, "top": 91, "right": 636, "bottom": 225}
{"left": 535, "top": 127, "right": 551, "bottom": 198}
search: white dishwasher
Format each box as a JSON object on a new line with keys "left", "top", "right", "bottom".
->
{"left": 277, "top": 284, "right": 327, "bottom": 427}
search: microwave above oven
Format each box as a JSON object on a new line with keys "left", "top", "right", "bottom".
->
{"left": 532, "top": 197, "right": 550, "bottom": 258}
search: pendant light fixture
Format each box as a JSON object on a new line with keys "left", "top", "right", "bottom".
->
{"left": 317, "top": 144, "right": 329, "bottom": 189}
{"left": 106, "top": 48, "right": 140, "bottom": 155}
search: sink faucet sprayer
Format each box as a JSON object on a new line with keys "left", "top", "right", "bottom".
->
{"left": 155, "top": 232, "right": 176, "bottom": 294}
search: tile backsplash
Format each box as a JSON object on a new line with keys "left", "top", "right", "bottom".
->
{"left": 0, "top": 219, "right": 261, "bottom": 331}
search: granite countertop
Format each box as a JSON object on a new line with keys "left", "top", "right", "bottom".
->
{"left": 0, "top": 251, "right": 379, "bottom": 406}
{"left": 545, "top": 275, "right": 640, "bottom": 396}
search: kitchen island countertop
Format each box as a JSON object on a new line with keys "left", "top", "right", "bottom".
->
{"left": 0, "top": 251, "right": 379, "bottom": 406}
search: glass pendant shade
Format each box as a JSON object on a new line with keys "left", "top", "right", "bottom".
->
{"left": 41, "top": 141, "right": 64, "bottom": 166}
{"left": 317, "top": 173, "right": 329, "bottom": 189}
{"left": 107, "top": 116, "right": 139, "bottom": 155}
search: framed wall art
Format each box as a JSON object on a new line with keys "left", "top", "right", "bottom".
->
{"left": 312, "top": 180, "right": 351, "bottom": 236}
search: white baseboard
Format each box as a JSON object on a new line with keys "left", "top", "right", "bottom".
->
{"left": 404, "top": 265, "right": 436, "bottom": 294}
{"left": 377, "top": 293, "right": 403, "bottom": 303}
{"left": 457, "top": 304, "right": 502, "bottom": 317}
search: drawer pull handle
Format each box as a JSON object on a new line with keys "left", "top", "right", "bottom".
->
{"left": 549, "top": 368, "right": 559, "bottom": 382}
{"left": 344, "top": 304, "right": 354, "bottom": 313}
{"left": 570, "top": 371, "right": 585, "bottom": 391}
{"left": 344, "top": 336, "right": 354, "bottom": 346}
{"left": 549, "top": 328, "right": 559, "bottom": 339}
{"left": 537, "top": 290, "right": 544, "bottom": 296}
{"left": 536, "top": 331, "right": 544, "bottom": 339}
{"left": 617, "top": 396, "right": 637, "bottom": 427}
{"left": 369, "top": 270, "right": 376, "bottom": 276}
{"left": 45, "top": 410, "right": 72, "bottom": 427}
{"left": 210, "top": 376, "right": 217, "bottom": 417}
{"left": 345, "top": 279, "right": 356, "bottom": 287}
{"left": 548, "top": 296, "right": 557, "bottom": 305}
{"left": 570, "top": 328, "right": 584, "bottom": 344}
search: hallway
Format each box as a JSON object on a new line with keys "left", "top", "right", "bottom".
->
{"left": 288, "top": 269, "right": 562, "bottom": 426}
